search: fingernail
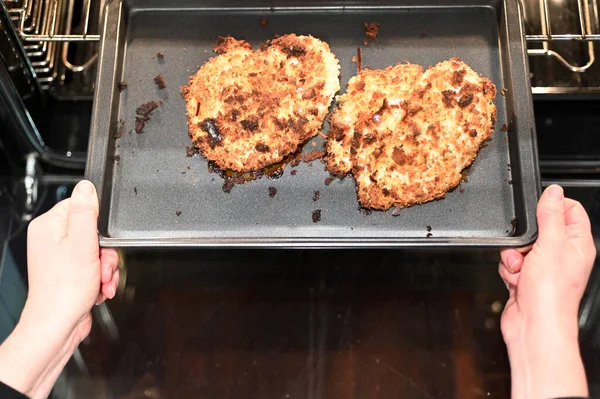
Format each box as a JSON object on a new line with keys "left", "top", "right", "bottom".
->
{"left": 108, "top": 285, "right": 116, "bottom": 299}
{"left": 74, "top": 180, "right": 95, "bottom": 197}
{"left": 546, "top": 185, "right": 564, "bottom": 202}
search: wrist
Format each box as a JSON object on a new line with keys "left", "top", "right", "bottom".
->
{"left": 0, "top": 302, "right": 79, "bottom": 397}
{"left": 21, "top": 293, "right": 83, "bottom": 346}
{"left": 507, "top": 316, "right": 587, "bottom": 399}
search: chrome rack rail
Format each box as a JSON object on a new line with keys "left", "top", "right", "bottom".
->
{"left": 524, "top": 0, "right": 600, "bottom": 73}
{"left": 2, "top": 0, "right": 100, "bottom": 90}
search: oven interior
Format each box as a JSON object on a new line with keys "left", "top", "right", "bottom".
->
{"left": 2, "top": 0, "right": 600, "bottom": 397}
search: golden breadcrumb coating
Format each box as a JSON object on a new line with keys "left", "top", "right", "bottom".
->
{"left": 184, "top": 34, "right": 340, "bottom": 172}
{"left": 325, "top": 57, "right": 497, "bottom": 210}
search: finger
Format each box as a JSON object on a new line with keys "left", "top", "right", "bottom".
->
{"left": 95, "top": 292, "right": 106, "bottom": 305}
{"left": 564, "top": 198, "right": 592, "bottom": 236}
{"left": 67, "top": 181, "right": 99, "bottom": 250}
{"left": 499, "top": 262, "right": 520, "bottom": 287}
{"left": 564, "top": 198, "right": 596, "bottom": 262}
{"left": 536, "top": 185, "right": 566, "bottom": 246}
{"left": 100, "top": 248, "right": 119, "bottom": 269}
{"left": 102, "top": 269, "right": 120, "bottom": 299}
{"left": 101, "top": 262, "right": 112, "bottom": 284}
{"left": 500, "top": 248, "right": 524, "bottom": 274}
{"left": 100, "top": 249, "right": 119, "bottom": 284}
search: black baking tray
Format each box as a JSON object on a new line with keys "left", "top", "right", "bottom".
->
{"left": 86, "top": 0, "right": 540, "bottom": 248}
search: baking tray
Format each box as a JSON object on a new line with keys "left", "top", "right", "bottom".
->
{"left": 86, "top": 0, "right": 541, "bottom": 248}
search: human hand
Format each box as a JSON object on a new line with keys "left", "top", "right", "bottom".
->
{"left": 0, "top": 180, "right": 120, "bottom": 398}
{"left": 25, "top": 180, "right": 120, "bottom": 341}
{"left": 499, "top": 184, "right": 595, "bottom": 399}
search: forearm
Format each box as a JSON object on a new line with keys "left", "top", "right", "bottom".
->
{"left": 507, "top": 317, "right": 588, "bottom": 399}
{"left": 0, "top": 302, "right": 78, "bottom": 398}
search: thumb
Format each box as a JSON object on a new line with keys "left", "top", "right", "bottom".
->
{"left": 67, "top": 181, "right": 99, "bottom": 247}
{"left": 536, "top": 185, "right": 566, "bottom": 246}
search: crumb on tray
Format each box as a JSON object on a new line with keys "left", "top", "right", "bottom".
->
{"left": 154, "top": 74, "right": 166, "bottom": 89}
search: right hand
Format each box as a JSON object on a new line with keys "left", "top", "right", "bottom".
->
{"left": 499, "top": 185, "right": 595, "bottom": 343}
{"left": 499, "top": 184, "right": 596, "bottom": 399}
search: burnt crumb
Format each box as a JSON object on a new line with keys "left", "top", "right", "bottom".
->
{"left": 156, "top": 52, "right": 164, "bottom": 59}
{"left": 118, "top": 81, "right": 128, "bottom": 91}
{"left": 175, "top": 210, "right": 182, "bottom": 216}
{"left": 359, "top": 207, "right": 372, "bottom": 216}
{"left": 134, "top": 187, "right": 138, "bottom": 195}
{"left": 459, "top": 188, "right": 465, "bottom": 193}
{"left": 442, "top": 90, "right": 456, "bottom": 108}
{"left": 135, "top": 116, "right": 150, "bottom": 134}
{"left": 154, "top": 74, "right": 166, "bottom": 89}
{"left": 230, "top": 109, "right": 240, "bottom": 121}
{"left": 392, "top": 146, "right": 409, "bottom": 166}
{"left": 510, "top": 218, "right": 518, "bottom": 235}
{"left": 458, "top": 93, "right": 473, "bottom": 108}
{"left": 136, "top": 101, "right": 159, "bottom": 117}
{"left": 255, "top": 143, "right": 270, "bottom": 153}
{"left": 364, "top": 22, "right": 379, "bottom": 40}
{"left": 501, "top": 88, "right": 507, "bottom": 96}
{"left": 426, "top": 225, "right": 432, "bottom": 232}
{"left": 324, "top": 177, "right": 335, "bottom": 186}
{"left": 312, "top": 209, "right": 322, "bottom": 223}
{"left": 187, "top": 165, "right": 190, "bottom": 169}
{"left": 259, "top": 17, "right": 269, "bottom": 27}
{"left": 289, "top": 155, "right": 302, "bottom": 167}
{"left": 222, "top": 180, "right": 235, "bottom": 193}
{"left": 508, "top": 179, "right": 513, "bottom": 185}
{"left": 112, "top": 155, "right": 121, "bottom": 163}
{"left": 181, "top": 171, "right": 186, "bottom": 175}
{"left": 200, "top": 118, "right": 223, "bottom": 148}
{"left": 281, "top": 44, "right": 306, "bottom": 57}
{"left": 268, "top": 186, "right": 277, "bottom": 198}
{"left": 313, "top": 191, "right": 320, "bottom": 202}
{"left": 115, "top": 119, "right": 126, "bottom": 138}
{"left": 452, "top": 69, "right": 467, "bottom": 86}
{"left": 500, "top": 124, "right": 510, "bottom": 132}
{"left": 214, "top": 36, "right": 251, "bottom": 53}
{"left": 357, "top": 47, "right": 363, "bottom": 73}
{"left": 426, "top": 233, "right": 433, "bottom": 238}
{"left": 241, "top": 117, "right": 259, "bottom": 132}
{"left": 290, "top": 170, "right": 297, "bottom": 176}
{"left": 185, "top": 145, "right": 198, "bottom": 157}
{"left": 302, "top": 150, "right": 325, "bottom": 163}
{"left": 391, "top": 207, "right": 401, "bottom": 217}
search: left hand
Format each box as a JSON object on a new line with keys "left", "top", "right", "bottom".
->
{"left": 0, "top": 180, "right": 120, "bottom": 399}
{"left": 25, "top": 180, "right": 120, "bottom": 341}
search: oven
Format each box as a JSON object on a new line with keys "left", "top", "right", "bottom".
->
{"left": 1, "top": 0, "right": 600, "bottom": 397}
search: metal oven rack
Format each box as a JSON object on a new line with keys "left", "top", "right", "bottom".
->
{"left": 2, "top": 0, "right": 600, "bottom": 95}
{"left": 523, "top": 0, "right": 600, "bottom": 95}
{"left": 2, "top": 0, "right": 101, "bottom": 91}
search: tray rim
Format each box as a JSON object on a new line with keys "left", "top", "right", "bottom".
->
{"left": 87, "top": 0, "right": 541, "bottom": 249}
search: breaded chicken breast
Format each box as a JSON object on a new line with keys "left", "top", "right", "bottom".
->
{"left": 184, "top": 34, "right": 340, "bottom": 172}
{"left": 325, "top": 57, "right": 496, "bottom": 210}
